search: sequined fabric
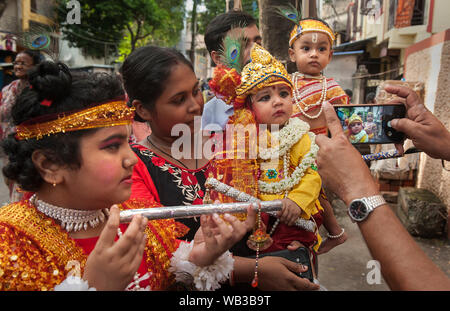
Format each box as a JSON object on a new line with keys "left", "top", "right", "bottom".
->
{"left": 0, "top": 199, "right": 188, "bottom": 291}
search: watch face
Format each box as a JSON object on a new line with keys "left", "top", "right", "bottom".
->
{"left": 349, "top": 200, "right": 368, "bottom": 221}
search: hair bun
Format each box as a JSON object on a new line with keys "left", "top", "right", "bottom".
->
{"left": 28, "top": 61, "right": 72, "bottom": 102}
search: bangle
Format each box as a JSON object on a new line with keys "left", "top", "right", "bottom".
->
{"left": 169, "top": 241, "right": 234, "bottom": 291}
{"left": 54, "top": 276, "right": 97, "bottom": 291}
{"left": 327, "top": 228, "right": 345, "bottom": 239}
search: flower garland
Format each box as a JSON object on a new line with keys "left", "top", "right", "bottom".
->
{"left": 258, "top": 117, "right": 310, "bottom": 160}
{"left": 258, "top": 132, "right": 319, "bottom": 195}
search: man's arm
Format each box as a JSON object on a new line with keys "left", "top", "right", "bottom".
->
{"left": 315, "top": 102, "right": 450, "bottom": 290}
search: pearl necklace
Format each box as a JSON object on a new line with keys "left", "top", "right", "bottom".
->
{"left": 31, "top": 194, "right": 108, "bottom": 232}
{"left": 292, "top": 72, "right": 327, "bottom": 119}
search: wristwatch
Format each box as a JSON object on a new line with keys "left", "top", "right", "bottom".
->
{"left": 347, "top": 195, "right": 386, "bottom": 222}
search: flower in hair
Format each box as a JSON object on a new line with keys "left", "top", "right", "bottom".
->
{"left": 40, "top": 99, "right": 52, "bottom": 107}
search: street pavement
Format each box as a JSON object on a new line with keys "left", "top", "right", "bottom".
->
{"left": 318, "top": 198, "right": 450, "bottom": 291}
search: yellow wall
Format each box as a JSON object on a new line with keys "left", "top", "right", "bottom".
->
{"left": 432, "top": 0, "right": 450, "bottom": 34}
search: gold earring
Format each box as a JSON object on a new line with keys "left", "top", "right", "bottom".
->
{"left": 52, "top": 182, "right": 56, "bottom": 187}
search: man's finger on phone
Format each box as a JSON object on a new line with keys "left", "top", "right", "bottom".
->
{"left": 383, "top": 84, "right": 420, "bottom": 109}
{"left": 390, "top": 117, "right": 420, "bottom": 137}
{"left": 322, "top": 102, "right": 344, "bottom": 137}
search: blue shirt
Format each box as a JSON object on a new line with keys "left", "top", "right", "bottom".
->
{"left": 201, "top": 96, "right": 234, "bottom": 131}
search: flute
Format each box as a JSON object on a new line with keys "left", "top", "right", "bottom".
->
{"left": 119, "top": 200, "right": 282, "bottom": 223}
{"left": 205, "top": 177, "right": 316, "bottom": 232}
{"left": 362, "top": 147, "right": 421, "bottom": 162}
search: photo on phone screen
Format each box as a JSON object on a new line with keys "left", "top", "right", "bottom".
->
{"left": 334, "top": 104, "right": 406, "bottom": 144}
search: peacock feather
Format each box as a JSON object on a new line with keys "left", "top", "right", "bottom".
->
{"left": 15, "top": 23, "right": 59, "bottom": 61}
{"left": 217, "top": 28, "right": 247, "bottom": 74}
{"left": 274, "top": 3, "right": 302, "bottom": 25}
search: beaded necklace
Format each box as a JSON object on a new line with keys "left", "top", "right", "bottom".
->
{"left": 292, "top": 72, "right": 327, "bottom": 119}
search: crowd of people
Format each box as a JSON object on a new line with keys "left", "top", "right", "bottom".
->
{"left": 0, "top": 9, "right": 449, "bottom": 292}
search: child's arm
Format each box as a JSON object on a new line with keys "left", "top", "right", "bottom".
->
{"left": 286, "top": 134, "right": 322, "bottom": 220}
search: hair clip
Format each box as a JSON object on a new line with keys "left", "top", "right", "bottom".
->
{"left": 40, "top": 99, "right": 53, "bottom": 107}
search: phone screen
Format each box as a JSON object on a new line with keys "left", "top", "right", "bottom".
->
{"left": 334, "top": 104, "right": 406, "bottom": 144}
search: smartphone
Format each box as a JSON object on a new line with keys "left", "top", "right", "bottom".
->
{"left": 250, "top": 247, "right": 314, "bottom": 282}
{"left": 333, "top": 104, "right": 406, "bottom": 144}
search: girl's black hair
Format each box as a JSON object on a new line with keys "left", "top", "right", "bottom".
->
{"left": 18, "top": 49, "right": 43, "bottom": 65}
{"left": 120, "top": 45, "right": 193, "bottom": 122}
{"left": 1, "top": 61, "right": 125, "bottom": 191}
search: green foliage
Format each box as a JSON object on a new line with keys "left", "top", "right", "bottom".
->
{"left": 196, "top": 0, "right": 260, "bottom": 35}
{"left": 55, "top": 0, "right": 185, "bottom": 62}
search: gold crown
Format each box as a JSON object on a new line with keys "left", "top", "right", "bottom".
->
{"left": 16, "top": 100, "right": 135, "bottom": 140}
{"left": 348, "top": 113, "right": 363, "bottom": 125}
{"left": 235, "top": 44, "right": 292, "bottom": 100}
{"left": 289, "top": 19, "right": 336, "bottom": 47}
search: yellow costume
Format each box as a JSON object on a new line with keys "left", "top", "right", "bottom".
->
{"left": 214, "top": 44, "right": 323, "bottom": 252}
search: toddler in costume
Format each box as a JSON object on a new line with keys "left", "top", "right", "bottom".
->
{"left": 347, "top": 113, "right": 369, "bottom": 143}
{"left": 278, "top": 7, "right": 349, "bottom": 253}
{"left": 213, "top": 44, "right": 324, "bottom": 274}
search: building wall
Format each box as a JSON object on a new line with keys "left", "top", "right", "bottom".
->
{"left": 324, "top": 53, "right": 358, "bottom": 91}
{"left": 404, "top": 29, "right": 450, "bottom": 209}
{"left": 432, "top": 0, "right": 450, "bottom": 34}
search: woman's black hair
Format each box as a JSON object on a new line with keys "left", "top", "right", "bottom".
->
{"left": 1, "top": 61, "right": 125, "bottom": 191}
{"left": 120, "top": 45, "right": 194, "bottom": 122}
{"left": 18, "top": 49, "right": 43, "bottom": 65}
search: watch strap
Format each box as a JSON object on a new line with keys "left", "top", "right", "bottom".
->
{"left": 363, "top": 195, "right": 386, "bottom": 212}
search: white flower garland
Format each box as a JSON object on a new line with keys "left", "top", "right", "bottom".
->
{"left": 258, "top": 132, "right": 319, "bottom": 194}
{"left": 258, "top": 117, "right": 310, "bottom": 160}
{"left": 169, "top": 241, "right": 234, "bottom": 291}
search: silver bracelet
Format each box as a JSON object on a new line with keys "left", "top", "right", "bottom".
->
{"left": 327, "top": 228, "right": 345, "bottom": 239}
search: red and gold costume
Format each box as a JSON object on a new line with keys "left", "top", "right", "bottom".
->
{"left": 0, "top": 198, "right": 188, "bottom": 291}
{"left": 288, "top": 18, "right": 349, "bottom": 135}
{"left": 291, "top": 76, "right": 349, "bottom": 135}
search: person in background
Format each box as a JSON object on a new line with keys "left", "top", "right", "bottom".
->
{"left": 365, "top": 92, "right": 376, "bottom": 105}
{"left": 0, "top": 49, "right": 41, "bottom": 202}
{"left": 202, "top": 10, "right": 262, "bottom": 132}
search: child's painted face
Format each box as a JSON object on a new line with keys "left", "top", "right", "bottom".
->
{"left": 289, "top": 32, "right": 332, "bottom": 76}
{"left": 251, "top": 84, "right": 293, "bottom": 126}
{"left": 61, "top": 125, "right": 137, "bottom": 209}
{"left": 148, "top": 63, "right": 204, "bottom": 139}
{"left": 367, "top": 115, "right": 374, "bottom": 122}
{"left": 349, "top": 122, "right": 363, "bottom": 134}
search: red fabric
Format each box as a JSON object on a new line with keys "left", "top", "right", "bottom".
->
{"left": 130, "top": 147, "right": 161, "bottom": 204}
{"left": 260, "top": 208, "right": 324, "bottom": 253}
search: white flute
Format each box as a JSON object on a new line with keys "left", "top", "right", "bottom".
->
{"left": 119, "top": 200, "right": 282, "bottom": 223}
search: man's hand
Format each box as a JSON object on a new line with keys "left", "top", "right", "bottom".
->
{"left": 385, "top": 84, "right": 450, "bottom": 160}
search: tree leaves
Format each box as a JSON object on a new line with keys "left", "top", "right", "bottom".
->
{"left": 55, "top": 0, "right": 185, "bottom": 61}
